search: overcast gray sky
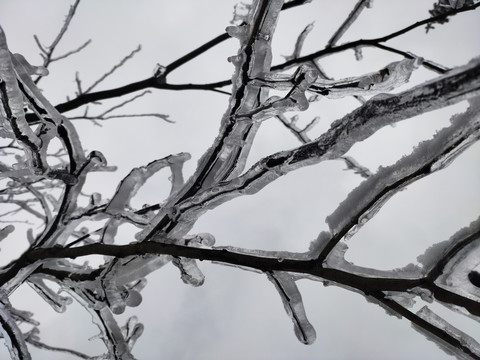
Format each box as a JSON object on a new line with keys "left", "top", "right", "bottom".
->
{"left": 1, "top": 0, "right": 480, "bottom": 359}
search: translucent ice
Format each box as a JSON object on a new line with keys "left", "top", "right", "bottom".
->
{"left": 267, "top": 271, "right": 316, "bottom": 344}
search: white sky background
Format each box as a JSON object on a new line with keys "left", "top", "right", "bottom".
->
{"left": 0, "top": 0, "right": 480, "bottom": 359}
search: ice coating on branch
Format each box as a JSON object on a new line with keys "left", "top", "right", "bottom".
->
{"left": 243, "top": 65, "right": 318, "bottom": 122}
{"left": 172, "top": 258, "right": 205, "bottom": 287}
{"left": 27, "top": 277, "right": 73, "bottom": 313}
{"left": 184, "top": 232, "right": 216, "bottom": 247}
{"left": 417, "top": 216, "right": 480, "bottom": 272}
{"left": 413, "top": 306, "right": 480, "bottom": 359}
{"left": 409, "top": 287, "right": 434, "bottom": 303}
{"left": 12, "top": 53, "right": 48, "bottom": 77}
{"left": 267, "top": 271, "right": 316, "bottom": 345}
{"left": 92, "top": 307, "right": 137, "bottom": 360}
{"left": 230, "top": 2, "right": 252, "bottom": 25}
{"left": 226, "top": 24, "right": 250, "bottom": 41}
{"left": 214, "top": 244, "right": 313, "bottom": 261}
{"left": 108, "top": 154, "right": 190, "bottom": 213}
{"left": 102, "top": 260, "right": 128, "bottom": 314}
{"left": 255, "top": 58, "right": 422, "bottom": 99}
{"left": 121, "top": 316, "right": 144, "bottom": 351}
{"left": 341, "top": 155, "right": 372, "bottom": 178}
{"left": 0, "top": 291, "right": 32, "bottom": 360}
{"left": 104, "top": 154, "right": 190, "bottom": 243}
{"left": 284, "top": 22, "right": 315, "bottom": 62}
{"left": 308, "top": 231, "right": 332, "bottom": 257}
{"left": 0, "top": 224, "right": 14, "bottom": 242}
{"left": 0, "top": 26, "right": 42, "bottom": 168}
{"left": 326, "top": 242, "right": 423, "bottom": 279}
{"left": 326, "top": 98, "right": 480, "bottom": 239}
{"left": 384, "top": 291, "right": 416, "bottom": 308}
{"left": 66, "top": 288, "right": 138, "bottom": 359}
{"left": 10, "top": 48, "right": 87, "bottom": 173}
{"left": 310, "top": 58, "right": 423, "bottom": 99}
{"left": 436, "top": 235, "right": 480, "bottom": 303}
{"left": 363, "top": 294, "right": 403, "bottom": 319}
{"left": 116, "top": 255, "right": 171, "bottom": 286}
{"left": 159, "top": 0, "right": 284, "bottom": 208}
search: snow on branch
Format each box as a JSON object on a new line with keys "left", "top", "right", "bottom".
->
{"left": 318, "top": 97, "right": 480, "bottom": 258}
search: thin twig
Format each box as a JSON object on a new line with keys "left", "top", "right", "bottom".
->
{"left": 83, "top": 45, "right": 142, "bottom": 94}
{"left": 373, "top": 43, "right": 449, "bottom": 74}
{"left": 33, "top": 0, "right": 85, "bottom": 84}
{"left": 26, "top": 337, "right": 91, "bottom": 359}
{"left": 34, "top": 3, "right": 475, "bottom": 120}
{"left": 327, "top": 0, "right": 372, "bottom": 48}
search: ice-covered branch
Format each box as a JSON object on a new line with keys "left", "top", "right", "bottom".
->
{"left": 258, "top": 57, "right": 422, "bottom": 99}
{"left": 0, "top": 27, "right": 44, "bottom": 172}
{"left": 136, "top": 0, "right": 287, "bottom": 247}
{"left": 316, "top": 96, "right": 480, "bottom": 259}
{"left": 0, "top": 292, "right": 32, "bottom": 360}
{"left": 25, "top": 0, "right": 473, "bottom": 122}
{"left": 267, "top": 271, "right": 316, "bottom": 344}
{"left": 369, "top": 291, "right": 480, "bottom": 360}
{"left": 170, "top": 59, "right": 480, "bottom": 220}
{"left": 25, "top": 328, "right": 91, "bottom": 360}
{"left": 272, "top": 1, "right": 480, "bottom": 72}
{"left": 33, "top": 0, "right": 87, "bottom": 84}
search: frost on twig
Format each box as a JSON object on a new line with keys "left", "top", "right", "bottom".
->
{"left": 321, "top": 97, "right": 480, "bottom": 258}
{"left": 427, "top": 218, "right": 480, "bottom": 305}
{"left": 426, "top": 0, "right": 476, "bottom": 32}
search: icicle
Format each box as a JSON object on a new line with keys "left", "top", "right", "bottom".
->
{"left": 267, "top": 271, "right": 316, "bottom": 345}
{"left": 172, "top": 258, "right": 205, "bottom": 287}
{"left": 121, "top": 316, "right": 144, "bottom": 351}
{"left": 184, "top": 232, "right": 216, "bottom": 247}
{"left": 12, "top": 53, "right": 48, "bottom": 76}
{"left": 102, "top": 260, "right": 128, "bottom": 314}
